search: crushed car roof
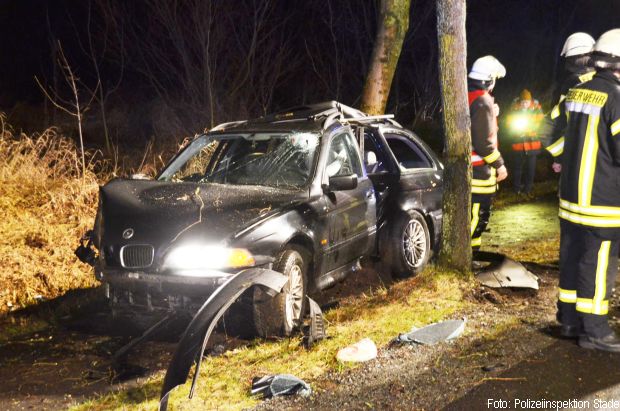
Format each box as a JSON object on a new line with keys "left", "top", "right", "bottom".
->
{"left": 208, "top": 101, "right": 399, "bottom": 134}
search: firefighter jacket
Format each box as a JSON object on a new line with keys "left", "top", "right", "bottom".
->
{"left": 506, "top": 99, "right": 544, "bottom": 153}
{"left": 558, "top": 70, "right": 620, "bottom": 237}
{"left": 469, "top": 90, "right": 504, "bottom": 195}
{"left": 542, "top": 69, "right": 597, "bottom": 159}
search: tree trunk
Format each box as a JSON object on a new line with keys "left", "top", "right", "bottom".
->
{"left": 436, "top": 0, "right": 472, "bottom": 274}
{"left": 360, "top": 0, "right": 410, "bottom": 115}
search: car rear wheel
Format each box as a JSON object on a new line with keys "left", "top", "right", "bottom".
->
{"left": 383, "top": 210, "right": 431, "bottom": 278}
{"left": 253, "top": 246, "right": 309, "bottom": 337}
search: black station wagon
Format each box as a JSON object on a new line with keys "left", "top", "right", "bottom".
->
{"left": 79, "top": 102, "right": 443, "bottom": 336}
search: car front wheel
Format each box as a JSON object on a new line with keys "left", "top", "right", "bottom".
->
{"left": 253, "top": 246, "right": 309, "bottom": 337}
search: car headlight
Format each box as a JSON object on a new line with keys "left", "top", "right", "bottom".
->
{"left": 163, "top": 245, "right": 255, "bottom": 272}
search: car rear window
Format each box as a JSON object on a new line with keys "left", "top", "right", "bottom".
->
{"left": 384, "top": 134, "right": 432, "bottom": 169}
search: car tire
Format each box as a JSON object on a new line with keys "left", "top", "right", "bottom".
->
{"left": 383, "top": 210, "right": 431, "bottom": 278}
{"left": 253, "top": 246, "right": 309, "bottom": 337}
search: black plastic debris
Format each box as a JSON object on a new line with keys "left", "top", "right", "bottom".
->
{"left": 395, "top": 318, "right": 466, "bottom": 345}
{"left": 251, "top": 374, "right": 312, "bottom": 399}
{"left": 302, "top": 297, "right": 327, "bottom": 348}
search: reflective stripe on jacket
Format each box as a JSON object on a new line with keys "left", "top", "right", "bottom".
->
{"left": 541, "top": 69, "right": 596, "bottom": 159}
{"left": 558, "top": 71, "right": 620, "bottom": 233}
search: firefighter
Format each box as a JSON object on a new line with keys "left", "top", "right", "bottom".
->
{"left": 468, "top": 56, "right": 508, "bottom": 250}
{"left": 506, "top": 89, "right": 544, "bottom": 194}
{"left": 556, "top": 28, "right": 620, "bottom": 352}
{"left": 543, "top": 32, "right": 596, "bottom": 172}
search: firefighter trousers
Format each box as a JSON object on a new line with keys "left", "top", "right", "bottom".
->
{"left": 471, "top": 193, "right": 493, "bottom": 251}
{"left": 558, "top": 220, "right": 619, "bottom": 338}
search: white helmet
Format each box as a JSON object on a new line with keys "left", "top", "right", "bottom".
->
{"left": 561, "top": 32, "right": 595, "bottom": 57}
{"left": 468, "top": 56, "right": 506, "bottom": 81}
{"left": 592, "top": 29, "right": 620, "bottom": 70}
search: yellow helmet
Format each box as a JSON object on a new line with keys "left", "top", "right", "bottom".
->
{"left": 519, "top": 89, "right": 532, "bottom": 101}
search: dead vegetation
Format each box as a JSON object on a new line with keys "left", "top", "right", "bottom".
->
{"left": 0, "top": 118, "right": 102, "bottom": 312}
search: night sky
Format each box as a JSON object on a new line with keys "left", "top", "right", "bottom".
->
{"left": 0, "top": 0, "right": 618, "bottom": 141}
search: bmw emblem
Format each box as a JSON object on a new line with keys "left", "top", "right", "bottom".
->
{"left": 122, "top": 228, "right": 134, "bottom": 239}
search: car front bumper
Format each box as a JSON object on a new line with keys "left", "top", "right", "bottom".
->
{"left": 100, "top": 268, "right": 240, "bottom": 313}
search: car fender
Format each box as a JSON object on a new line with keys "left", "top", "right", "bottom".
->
{"left": 232, "top": 207, "right": 317, "bottom": 260}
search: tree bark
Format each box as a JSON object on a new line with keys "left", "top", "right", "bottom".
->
{"left": 436, "top": 0, "right": 472, "bottom": 274}
{"left": 360, "top": 0, "right": 410, "bottom": 115}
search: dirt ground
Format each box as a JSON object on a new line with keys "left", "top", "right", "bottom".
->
{"left": 2, "top": 196, "right": 620, "bottom": 410}
{"left": 256, "top": 263, "right": 620, "bottom": 410}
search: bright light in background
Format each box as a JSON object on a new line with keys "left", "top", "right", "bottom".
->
{"left": 163, "top": 245, "right": 255, "bottom": 273}
{"left": 510, "top": 116, "right": 530, "bottom": 133}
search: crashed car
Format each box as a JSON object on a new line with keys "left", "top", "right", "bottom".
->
{"left": 78, "top": 101, "right": 443, "bottom": 337}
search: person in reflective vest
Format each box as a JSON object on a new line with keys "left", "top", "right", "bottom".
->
{"left": 467, "top": 56, "right": 508, "bottom": 250}
{"left": 556, "top": 29, "right": 620, "bottom": 352}
{"left": 505, "top": 89, "right": 544, "bottom": 194}
{"left": 542, "top": 32, "right": 596, "bottom": 172}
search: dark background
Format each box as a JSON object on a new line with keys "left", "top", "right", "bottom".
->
{"left": 0, "top": 0, "right": 617, "bottom": 149}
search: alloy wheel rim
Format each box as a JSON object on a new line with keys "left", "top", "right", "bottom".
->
{"left": 403, "top": 218, "right": 427, "bottom": 268}
{"left": 284, "top": 264, "right": 304, "bottom": 330}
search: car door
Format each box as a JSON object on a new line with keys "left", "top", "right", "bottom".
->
{"left": 363, "top": 129, "right": 399, "bottom": 227}
{"left": 381, "top": 129, "right": 443, "bottom": 229}
{"left": 322, "top": 131, "right": 376, "bottom": 272}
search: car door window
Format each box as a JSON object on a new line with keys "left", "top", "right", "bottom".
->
{"left": 326, "top": 133, "right": 363, "bottom": 177}
{"left": 384, "top": 134, "right": 432, "bottom": 169}
{"left": 363, "top": 132, "right": 388, "bottom": 173}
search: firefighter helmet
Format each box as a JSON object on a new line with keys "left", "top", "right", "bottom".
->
{"left": 561, "top": 32, "right": 595, "bottom": 57}
{"left": 468, "top": 56, "right": 506, "bottom": 81}
{"left": 592, "top": 29, "right": 620, "bottom": 70}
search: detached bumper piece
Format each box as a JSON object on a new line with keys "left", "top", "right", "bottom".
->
{"left": 159, "top": 268, "right": 288, "bottom": 411}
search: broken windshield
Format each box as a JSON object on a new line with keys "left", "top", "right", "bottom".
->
{"left": 158, "top": 132, "right": 320, "bottom": 188}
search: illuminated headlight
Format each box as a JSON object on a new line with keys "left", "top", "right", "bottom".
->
{"left": 511, "top": 116, "right": 529, "bottom": 133}
{"left": 163, "top": 245, "right": 255, "bottom": 272}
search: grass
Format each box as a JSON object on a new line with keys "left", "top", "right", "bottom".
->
{"left": 0, "top": 116, "right": 178, "bottom": 318}
{"left": 0, "top": 121, "right": 101, "bottom": 314}
{"left": 73, "top": 268, "right": 471, "bottom": 410}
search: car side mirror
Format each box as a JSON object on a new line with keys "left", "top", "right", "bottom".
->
{"left": 327, "top": 174, "right": 358, "bottom": 191}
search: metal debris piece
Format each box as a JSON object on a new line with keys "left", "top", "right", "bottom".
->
{"left": 474, "top": 251, "right": 539, "bottom": 290}
{"left": 113, "top": 313, "right": 176, "bottom": 366}
{"left": 303, "top": 297, "right": 327, "bottom": 348}
{"left": 251, "top": 374, "right": 312, "bottom": 399}
{"left": 396, "top": 318, "right": 466, "bottom": 345}
{"left": 159, "top": 269, "right": 287, "bottom": 411}
{"left": 336, "top": 338, "right": 377, "bottom": 362}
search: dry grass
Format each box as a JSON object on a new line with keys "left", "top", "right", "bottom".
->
{"left": 0, "top": 116, "right": 104, "bottom": 312}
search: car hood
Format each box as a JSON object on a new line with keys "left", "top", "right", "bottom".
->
{"left": 97, "top": 179, "right": 305, "bottom": 252}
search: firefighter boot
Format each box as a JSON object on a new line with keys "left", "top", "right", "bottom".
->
{"left": 578, "top": 332, "right": 620, "bottom": 353}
